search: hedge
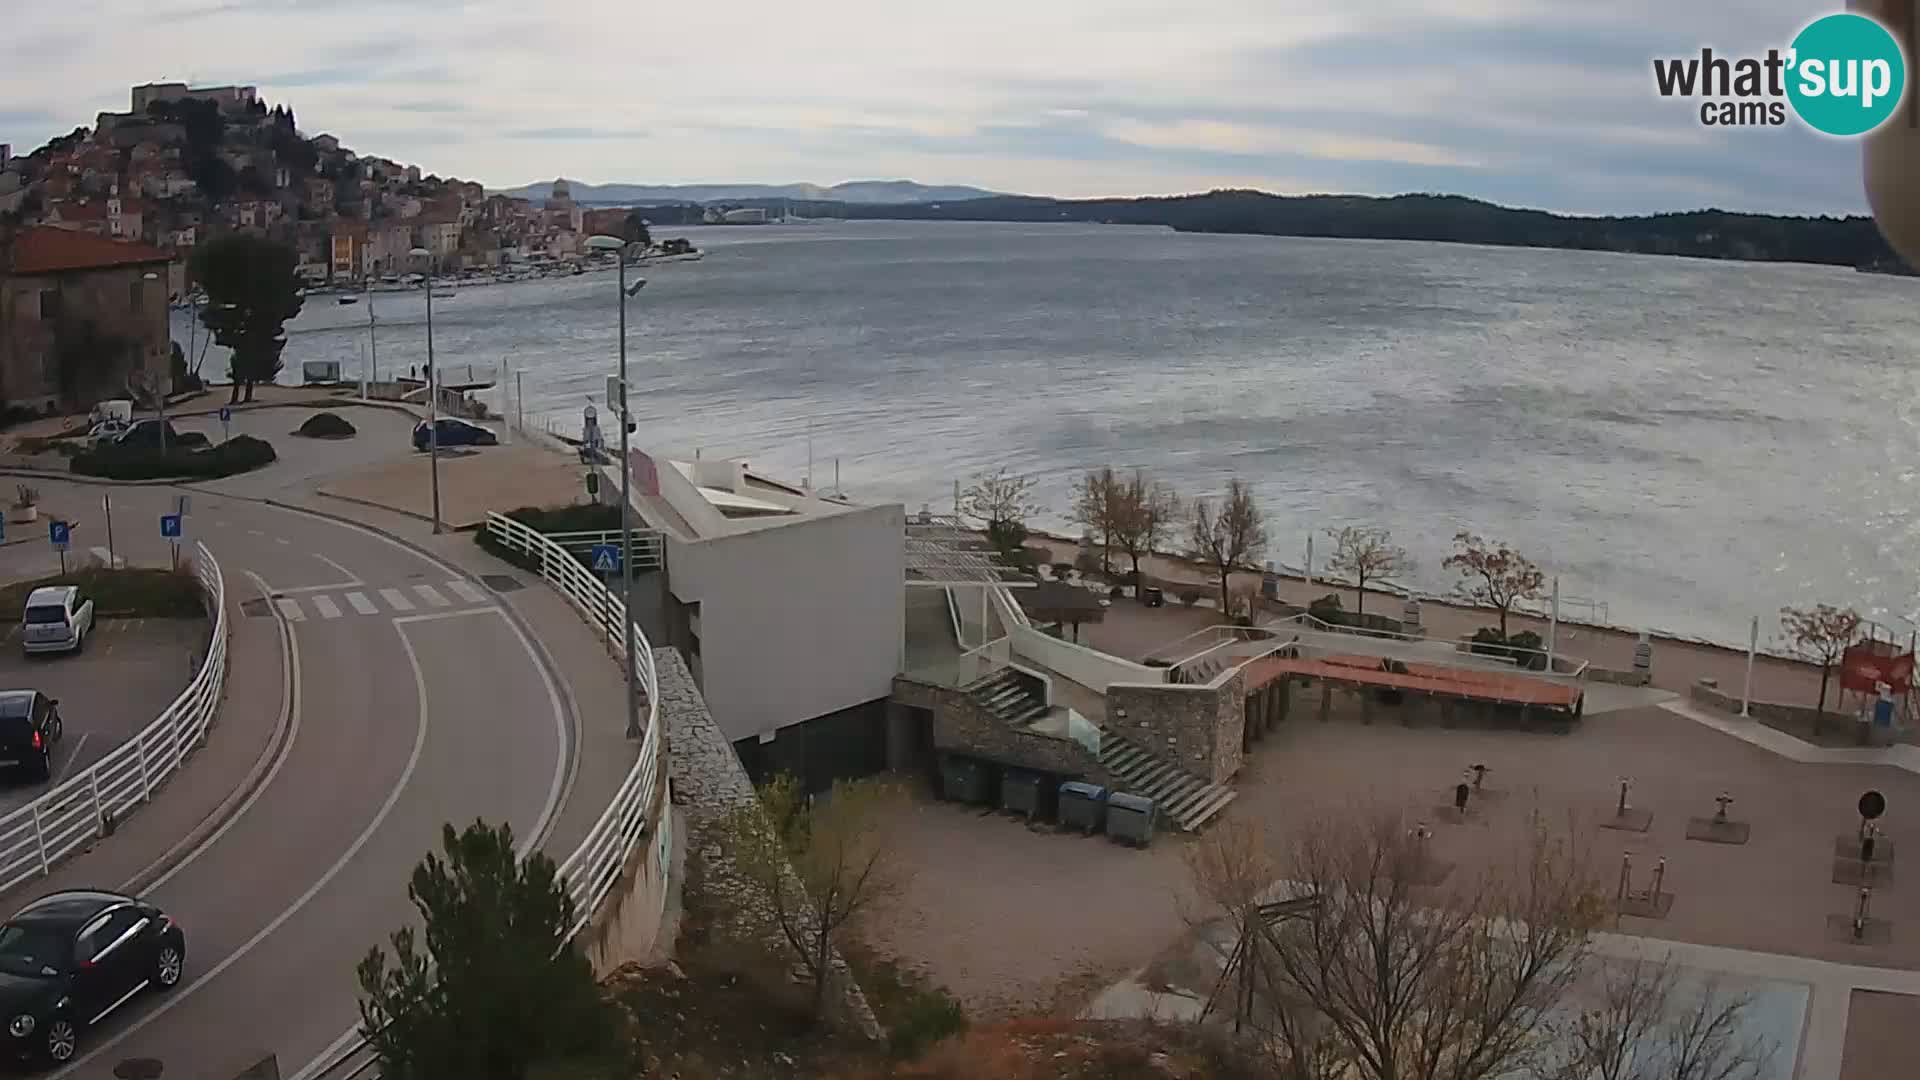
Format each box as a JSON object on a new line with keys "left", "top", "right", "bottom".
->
{"left": 473, "top": 503, "right": 627, "bottom": 574}
{"left": 72, "top": 434, "right": 277, "bottom": 480}
{"left": 294, "top": 412, "right": 357, "bottom": 439}
{"left": 0, "top": 567, "right": 205, "bottom": 620}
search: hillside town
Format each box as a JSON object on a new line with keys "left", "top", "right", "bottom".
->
{"left": 0, "top": 81, "right": 673, "bottom": 413}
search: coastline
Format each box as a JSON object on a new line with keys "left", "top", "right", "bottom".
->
{"left": 1016, "top": 528, "right": 1831, "bottom": 708}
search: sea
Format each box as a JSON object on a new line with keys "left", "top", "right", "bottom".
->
{"left": 174, "top": 219, "right": 1920, "bottom": 652}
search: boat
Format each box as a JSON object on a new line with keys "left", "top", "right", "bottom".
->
{"left": 338, "top": 294, "right": 360, "bottom": 305}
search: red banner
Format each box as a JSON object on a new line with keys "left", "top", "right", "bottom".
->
{"left": 629, "top": 449, "right": 660, "bottom": 498}
{"left": 1840, "top": 643, "right": 1915, "bottom": 694}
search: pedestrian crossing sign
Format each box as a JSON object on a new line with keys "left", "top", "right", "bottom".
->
{"left": 590, "top": 543, "right": 621, "bottom": 573}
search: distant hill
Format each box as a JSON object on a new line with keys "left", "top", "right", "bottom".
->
{"left": 494, "top": 178, "right": 1007, "bottom": 205}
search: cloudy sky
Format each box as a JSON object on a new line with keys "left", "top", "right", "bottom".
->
{"left": 0, "top": 0, "right": 1885, "bottom": 215}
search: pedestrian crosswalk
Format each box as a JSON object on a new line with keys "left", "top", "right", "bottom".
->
{"left": 270, "top": 581, "right": 494, "bottom": 622}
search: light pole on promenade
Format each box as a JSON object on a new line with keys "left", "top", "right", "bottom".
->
{"left": 586, "top": 234, "right": 648, "bottom": 740}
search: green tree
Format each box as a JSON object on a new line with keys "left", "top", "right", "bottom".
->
{"left": 621, "top": 211, "right": 651, "bottom": 249}
{"left": 356, "top": 820, "right": 615, "bottom": 1080}
{"left": 192, "top": 233, "right": 304, "bottom": 403}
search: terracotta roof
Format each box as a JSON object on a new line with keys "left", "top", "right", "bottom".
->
{"left": 9, "top": 226, "right": 172, "bottom": 274}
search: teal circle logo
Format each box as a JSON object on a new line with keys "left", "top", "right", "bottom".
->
{"left": 1786, "top": 13, "right": 1907, "bottom": 137}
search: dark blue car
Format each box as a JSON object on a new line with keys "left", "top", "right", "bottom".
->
{"left": 412, "top": 418, "right": 498, "bottom": 452}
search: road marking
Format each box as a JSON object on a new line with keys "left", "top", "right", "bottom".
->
{"left": 55, "top": 733, "right": 92, "bottom": 781}
{"left": 412, "top": 583, "right": 451, "bottom": 608}
{"left": 64, "top": 588, "right": 426, "bottom": 1079}
{"left": 378, "top": 587, "right": 414, "bottom": 612}
{"left": 312, "top": 553, "right": 361, "bottom": 585}
{"left": 246, "top": 530, "right": 263, "bottom": 538}
{"left": 274, "top": 598, "right": 305, "bottom": 622}
{"left": 311, "top": 595, "right": 342, "bottom": 620}
{"left": 392, "top": 607, "right": 501, "bottom": 626}
{"left": 297, "top": 605, "right": 572, "bottom": 1080}
{"left": 345, "top": 591, "right": 378, "bottom": 616}
{"left": 88, "top": 546, "right": 123, "bottom": 569}
{"left": 446, "top": 578, "right": 487, "bottom": 604}
{"left": 275, "top": 537, "right": 290, "bottom": 545}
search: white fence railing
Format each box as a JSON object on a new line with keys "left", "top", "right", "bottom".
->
{"left": 0, "top": 541, "right": 226, "bottom": 896}
{"left": 310, "top": 514, "right": 667, "bottom": 1080}
{"left": 543, "top": 528, "right": 665, "bottom": 572}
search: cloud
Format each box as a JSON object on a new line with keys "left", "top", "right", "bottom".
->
{"left": 0, "top": 0, "right": 1877, "bottom": 215}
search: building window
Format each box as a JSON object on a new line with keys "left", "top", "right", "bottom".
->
{"left": 129, "top": 279, "right": 143, "bottom": 312}
{"left": 38, "top": 291, "right": 59, "bottom": 320}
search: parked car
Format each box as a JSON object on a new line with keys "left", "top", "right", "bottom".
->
{"left": 112, "top": 420, "right": 207, "bottom": 451}
{"left": 0, "top": 890, "right": 185, "bottom": 1066}
{"left": 84, "top": 420, "right": 128, "bottom": 446}
{"left": 0, "top": 692, "right": 61, "bottom": 781}
{"left": 20, "top": 587, "right": 92, "bottom": 657}
{"left": 412, "top": 417, "right": 499, "bottom": 451}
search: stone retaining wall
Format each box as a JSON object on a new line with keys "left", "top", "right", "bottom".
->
{"left": 662, "top": 649, "right": 882, "bottom": 1041}
{"left": 893, "top": 675, "right": 1108, "bottom": 784}
{"left": 1107, "top": 669, "right": 1247, "bottom": 784}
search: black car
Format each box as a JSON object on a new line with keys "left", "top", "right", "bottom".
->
{"left": 0, "top": 890, "right": 184, "bottom": 1066}
{"left": 0, "top": 693, "right": 61, "bottom": 782}
{"left": 412, "top": 417, "right": 498, "bottom": 451}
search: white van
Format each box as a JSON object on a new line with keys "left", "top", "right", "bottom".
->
{"left": 21, "top": 586, "right": 93, "bottom": 656}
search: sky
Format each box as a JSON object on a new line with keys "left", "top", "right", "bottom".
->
{"left": 0, "top": 0, "right": 1891, "bottom": 216}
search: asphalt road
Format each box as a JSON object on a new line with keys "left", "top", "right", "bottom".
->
{"left": 0, "top": 619, "right": 208, "bottom": 818}
{"left": 0, "top": 480, "right": 575, "bottom": 1079}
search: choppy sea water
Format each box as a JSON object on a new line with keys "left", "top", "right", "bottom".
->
{"left": 178, "top": 220, "right": 1920, "bottom": 651}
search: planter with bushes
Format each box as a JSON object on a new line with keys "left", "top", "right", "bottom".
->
{"left": 71, "top": 434, "right": 277, "bottom": 480}
{"left": 1468, "top": 627, "right": 1549, "bottom": 670}
{"left": 1178, "top": 588, "right": 1201, "bottom": 607}
{"left": 9, "top": 485, "right": 38, "bottom": 524}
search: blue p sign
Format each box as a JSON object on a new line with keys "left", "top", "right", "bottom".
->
{"left": 47, "top": 521, "right": 68, "bottom": 550}
{"left": 160, "top": 514, "right": 182, "bottom": 539}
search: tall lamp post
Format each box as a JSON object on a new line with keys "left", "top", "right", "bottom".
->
{"left": 586, "top": 234, "right": 647, "bottom": 739}
{"left": 409, "top": 247, "right": 443, "bottom": 533}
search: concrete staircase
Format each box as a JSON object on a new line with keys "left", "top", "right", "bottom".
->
{"left": 970, "top": 668, "right": 1050, "bottom": 726}
{"left": 1100, "top": 732, "right": 1238, "bottom": 831}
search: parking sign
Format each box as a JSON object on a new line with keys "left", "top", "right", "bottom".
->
{"left": 160, "top": 514, "right": 183, "bottom": 540}
{"left": 48, "top": 521, "right": 69, "bottom": 550}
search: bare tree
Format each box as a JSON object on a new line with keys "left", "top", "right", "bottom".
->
{"left": 1543, "top": 955, "right": 1772, "bottom": 1080}
{"left": 1442, "top": 532, "right": 1545, "bottom": 639}
{"left": 1189, "top": 479, "right": 1268, "bottom": 615}
{"left": 1113, "top": 470, "right": 1181, "bottom": 586}
{"left": 1253, "top": 807, "right": 1604, "bottom": 1080}
{"left": 1325, "top": 526, "right": 1412, "bottom": 620}
{"left": 714, "top": 774, "right": 912, "bottom": 1019}
{"left": 959, "top": 466, "right": 1043, "bottom": 560}
{"left": 1071, "top": 467, "right": 1121, "bottom": 575}
{"left": 1778, "top": 604, "right": 1861, "bottom": 733}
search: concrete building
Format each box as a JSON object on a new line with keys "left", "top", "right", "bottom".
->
{"left": 593, "top": 449, "right": 906, "bottom": 787}
{"left": 130, "top": 82, "right": 258, "bottom": 114}
{"left": 413, "top": 218, "right": 461, "bottom": 267}
{"left": 0, "top": 227, "right": 172, "bottom": 410}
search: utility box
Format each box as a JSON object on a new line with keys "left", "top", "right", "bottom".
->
{"left": 1106, "top": 792, "right": 1158, "bottom": 847}
{"left": 1059, "top": 781, "right": 1108, "bottom": 833}
{"left": 941, "top": 755, "right": 989, "bottom": 805}
{"left": 1001, "top": 769, "right": 1044, "bottom": 819}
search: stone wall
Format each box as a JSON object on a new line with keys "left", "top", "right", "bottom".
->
{"left": 1106, "top": 669, "right": 1247, "bottom": 784}
{"left": 893, "top": 675, "right": 1108, "bottom": 784}
{"left": 1689, "top": 678, "right": 1869, "bottom": 735}
{"left": 1588, "top": 667, "right": 1651, "bottom": 687}
{"left": 663, "top": 649, "right": 883, "bottom": 1041}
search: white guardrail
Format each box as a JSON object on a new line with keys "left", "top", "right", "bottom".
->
{"left": 0, "top": 541, "right": 226, "bottom": 896}
{"left": 312, "top": 513, "right": 666, "bottom": 1080}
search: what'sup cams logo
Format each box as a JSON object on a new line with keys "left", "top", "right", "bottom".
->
{"left": 1653, "top": 10, "right": 1911, "bottom": 136}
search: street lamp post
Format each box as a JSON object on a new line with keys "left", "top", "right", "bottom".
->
{"left": 410, "top": 248, "right": 442, "bottom": 533}
{"left": 587, "top": 234, "right": 647, "bottom": 740}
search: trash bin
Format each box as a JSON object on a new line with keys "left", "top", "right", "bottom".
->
{"left": 1058, "top": 781, "right": 1108, "bottom": 833}
{"left": 941, "top": 755, "right": 989, "bottom": 805}
{"left": 1001, "top": 769, "right": 1043, "bottom": 819}
{"left": 1106, "top": 792, "right": 1158, "bottom": 847}
{"left": 1142, "top": 586, "right": 1165, "bottom": 608}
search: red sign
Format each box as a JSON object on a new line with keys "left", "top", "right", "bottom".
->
{"left": 1841, "top": 643, "right": 1915, "bottom": 694}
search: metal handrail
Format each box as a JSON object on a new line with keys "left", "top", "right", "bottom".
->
{"left": 0, "top": 542, "right": 226, "bottom": 898}
{"left": 305, "top": 514, "right": 667, "bottom": 1080}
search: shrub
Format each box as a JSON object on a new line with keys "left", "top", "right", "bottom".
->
{"left": 888, "top": 989, "right": 968, "bottom": 1058}
{"left": 1469, "top": 627, "right": 1547, "bottom": 668}
{"left": 1108, "top": 585, "right": 1125, "bottom": 598}
{"left": 474, "top": 503, "right": 626, "bottom": 575}
{"left": 0, "top": 567, "right": 203, "bottom": 619}
{"left": 71, "top": 434, "right": 276, "bottom": 480}
{"left": 294, "top": 411, "right": 357, "bottom": 439}
{"left": 1178, "top": 588, "right": 1201, "bottom": 607}
{"left": 1051, "top": 561, "right": 1076, "bottom": 579}
{"left": 1073, "top": 549, "right": 1101, "bottom": 574}
{"left": 1308, "top": 592, "right": 1346, "bottom": 626}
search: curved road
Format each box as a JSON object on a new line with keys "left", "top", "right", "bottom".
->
{"left": 11, "top": 481, "right": 574, "bottom": 1079}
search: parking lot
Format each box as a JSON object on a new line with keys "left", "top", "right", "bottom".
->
{"left": 0, "top": 618, "right": 209, "bottom": 816}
